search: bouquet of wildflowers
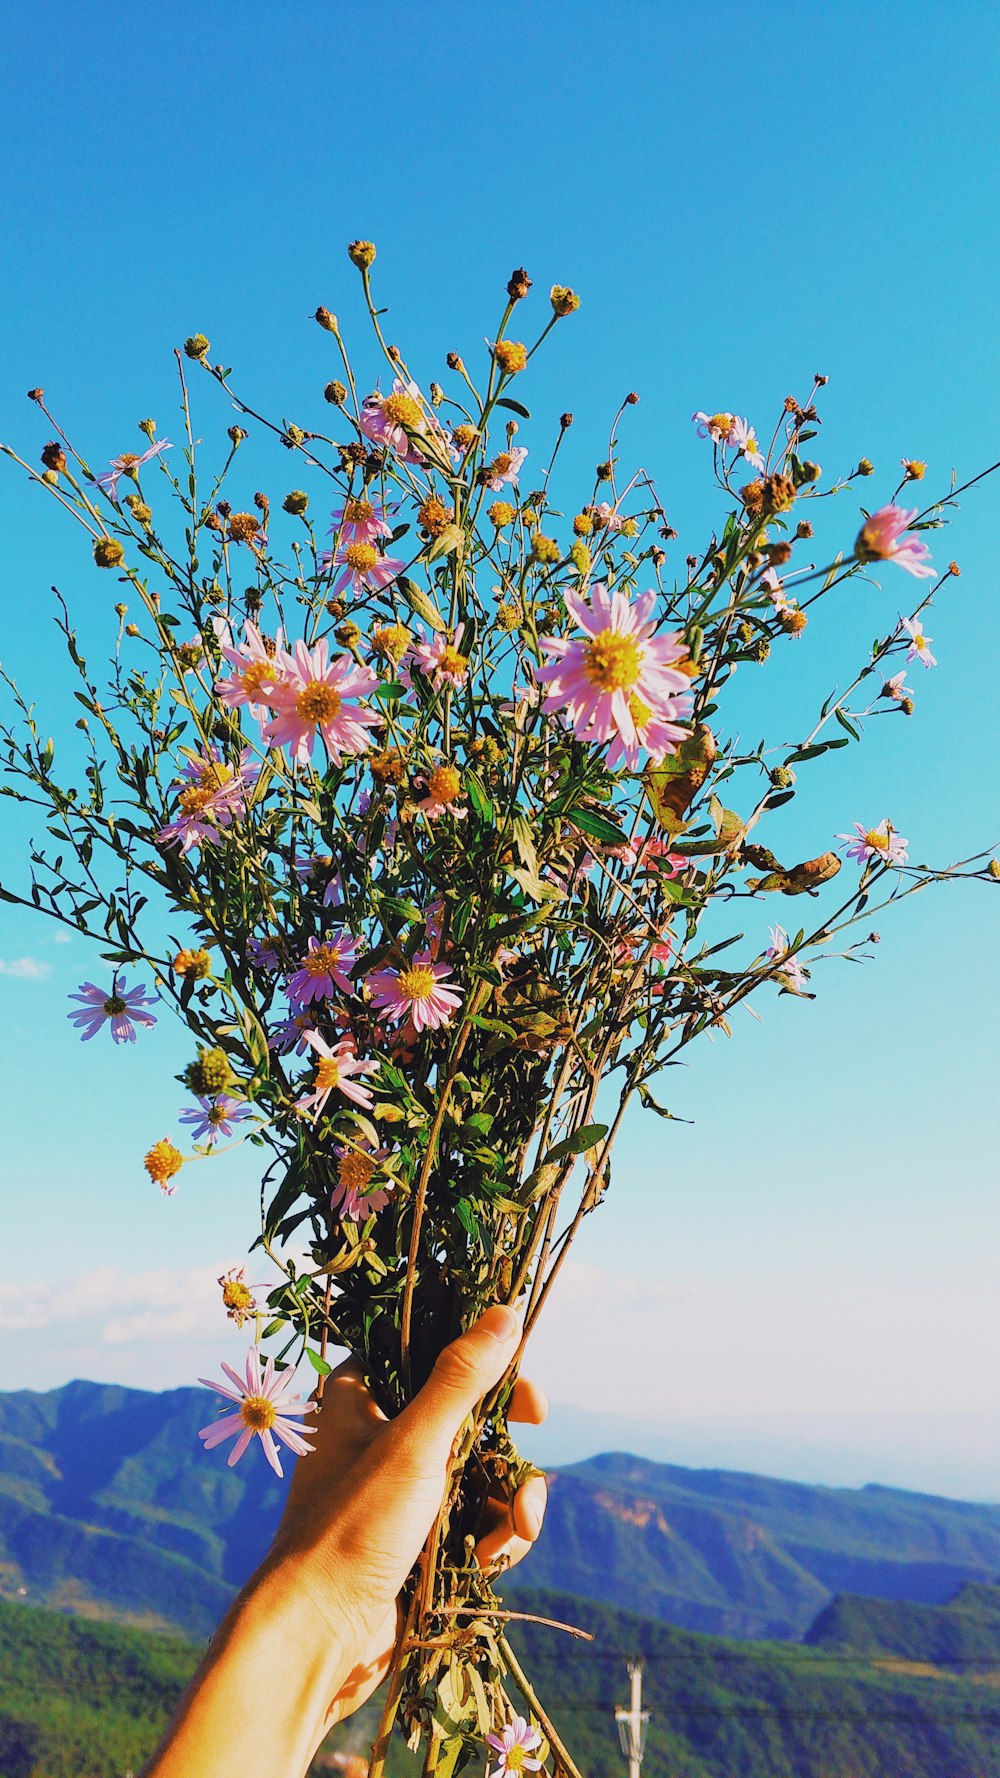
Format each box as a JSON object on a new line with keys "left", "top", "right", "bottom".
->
{"left": 2, "top": 245, "right": 996, "bottom": 1777}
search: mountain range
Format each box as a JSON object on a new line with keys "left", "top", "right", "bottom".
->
{"left": 4, "top": 1379, "right": 1000, "bottom": 1642}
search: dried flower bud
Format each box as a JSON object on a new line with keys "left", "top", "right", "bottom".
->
{"left": 496, "top": 601, "right": 520, "bottom": 631}
{"left": 173, "top": 948, "right": 212, "bottom": 980}
{"left": 779, "top": 607, "right": 808, "bottom": 636}
{"left": 625, "top": 391, "right": 640, "bottom": 406}
{"left": 114, "top": 603, "right": 128, "bottom": 617}
{"left": 493, "top": 340, "right": 528, "bottom": 376}
{"left": 750, "top": 637, "right": 771, "bottom": 663}
{"left": 452, "top": 424, "right": 478, "bottom": 450}
{"left": 27, "top": 387, "right": 43, "bottom": 402}
{"left": 386, "top": 344, "right": 402, "bottom": 363}
{"left": 901, "top": 458, "right": 926, "bottom": 481}
{"left": 335, "top": 621, "right": 362, "bottom": 646}
{"left": 770, "top": 765, "right": 794, "bottom": 788}
{"left": 766, "top": 541, "right": 793, "bottom": 566}
{"left": 651, "top": 546, "right": 667, "bottom": 569}
{"left": 418, "top": 494, "right": 453, "bottom": 538}
{"left": 228, "top": 511, "right": 261, "bottom": 544}
{"left": 282, "top": 424, "right": 305, "bottom": 449}
{"left": 429, "top": 381, "right": 445, "bottom": 407}
{"left": 125, "top": 495, "right": 152, "bottom": 525}
{"left": 253, "top": 491, "right": 270, "bottom": 515}
{"left": 338, "top": 442, "right": 369, "bottom": 471}
{"left": 815, "top": 373, "right": 829, "bottom": 386}
{"left": 560, "top": 412, "right": 574, "bottom": 429}
{"left": 314, "top": 306, "right": 338, "bottom": 332}
{"left": 216, "top": 501, "right": 231, "bottom": 518}
{"left": 798, "top": 461, "right": 821, "bottom": 483}
{"left": 283, "top": 490, "right": 309, "bottom": 515}
{"left": 856, "top": 457, "right": 874, "bottom": 477}
{"left": 795, "top": 521, "right": 814, "bottom": 540}
{"left": 176, "top": 641, "right": 203, "bottom": 671}
{"left": 184, "top": 334, "right": 210, "bottom": 360}
{"left": 596, "top": 461, "right": 613, "bottom": 483}
{"left": 41, "top": 441, "right": 66, "bottom": 473}
{"left": 324, "top": 381, "right": 347, "bottom": 406}
{"left": 900, "top": 697, "right": 914, "bottom": 715}
{"left": 124, "top": 622, "right": 140, "bottom": 637}
{"left": 348, "top": 239, "right": 376, "bottom": 271}
{"left": 488, "top": 501, "right": 515, "bottom": 528}
{"left": 446, "top": 352, "right": 465, "bottom": 372}
{"left": 370, "top": 746, "right": 407, "bottom": 786}
{"left": 325, "top": 597, "right": 347, "bottom": 620}
{"left": 740, "top": 480, "right": 765, "bottom": 516}
{"left": 549, "top": 285, "right": 580, "bottom": 317}
{"left": 93, "top": 537, "right": 125, "bottom": 569}
{"left": 507, "top": 267, "right": 532, "bottom": 300}
{"left": 949, "top": 560, "right": 961, "bottom": 576}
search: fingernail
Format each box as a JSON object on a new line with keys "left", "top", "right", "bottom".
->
{"left": 479, "top": 1304, "right": 518, "bottom": 1342}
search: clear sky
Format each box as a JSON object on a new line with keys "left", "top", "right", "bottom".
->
{"left": 1, "top": 0, "right": 998, "bottom": 1498}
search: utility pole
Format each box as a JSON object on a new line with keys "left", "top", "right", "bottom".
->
{"left": 615, "top": 1659, "right": 649, "bottom": 1778}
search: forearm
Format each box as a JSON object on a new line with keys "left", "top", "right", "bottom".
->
{"left": 144, "top": 1561, "right": 350, "bottom": 1778}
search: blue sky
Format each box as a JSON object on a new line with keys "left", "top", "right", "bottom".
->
{"left": 1, "top": 0, "right": 998, "bottom": 1496}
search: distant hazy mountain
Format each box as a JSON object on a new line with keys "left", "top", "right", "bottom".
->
{"left": 4, "top": 1380, "right": 1000, "bottom": 1643}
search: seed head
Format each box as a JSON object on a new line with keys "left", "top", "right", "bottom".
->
{"left": 94, "top": 537, "right": 125, "bottom": 569}
{"left": 488, "top": 501, "right": 515, "bottom": 528}
{"left": 174, "top": 948, "right": 213, "bottom": 980}
{"left": 324, "top": 380, "right": 348, "bottom": 406}
{"left": 560, "top": 412, "right": 574, "bottom": 429}
{"left": 532, "top": 534, "right": 561, "bottom": 565}
{"left": 549, "top": 285, "right": 580, "bottom": 317}
{"left": 41, "top": 441, "right": 66, "bottom": 473}
{"left": 348, "top": 239, "right": 377, "bottom": 271}
{"left": 184, "top": 1046, "right": 235, "bottom": 1097}
{"left": 283, "top": 490, "right": 309, "bottom": 515}
{"left": 446, "top": 352, "right": 465, "bottom": 373}
{"left": 570, "top": 542, "right": 592, "bottom": 576}
{"left": 184, "top": 334, "right": 210, "bottom": 360}
{"left": 573, "top": 511, "right": 593, "bottom": 536}
{"left": 314, "top": 306, "right": 338, "bottom": 332}
{"left": 418, "top": 494, "right": 454, "bottom": 538}
{"left": 507, "top": 267, "right": 532, "bottom": 301}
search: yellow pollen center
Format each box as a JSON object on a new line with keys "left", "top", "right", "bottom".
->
{"left": 240, "top": 659, "right": 274, "bottom": 698}
{"left": 428, "top": 765, "right": 461, "bottom": 802}
{"left": 314, "top": 1056, "right": 340, "bottom": 1092}
{"left": 383, "top": 393, "right": 422, "bottom": 427}
{"left": 438, "top": 646, "right": 468, "bottom": 678}
{"left": 118, "top": 452, "right": 141, "bottom": 471}
{"left": 296, "top": 683, "right": 343, "bottom": 723}
{"left": 303, "top": 943, "right": 343, "bottom": 977}
{"left": 344, "top": 541, "right": 379, "bottom": 572}
{"left": 710, "top": 412, "right": 733, "bottom": 435}
{"left": 339, "top": 1152, "right": 376, "bottom": 1192}
{"left": 397, "top": 965, "right": 436, "bottom": 1001}
{"left": 628, "top": 694, "right": 652, "bottom": 728}
{"left": 582, "top": 631, "right": 642, "bottom": 692}
{"left": 178, "top": 785, "right": 215, "bottom": 816}
{"left": 239, "top": 1394, "right": 276, "bottom": 1433}
{"left": 493, "top": 452, "right": 513, "bottom": 475}
{"left": 222, "top": 1280, "right": 253, "bottom": 1311}
{"left": 198, "top": 760, "right": 234, "bottom": 792}
{"left": 505, "top": 1750, "right": 528, "bottom": 1774}
{"left": 207, "top": 1105, "right": 229, "bottom": 1125}
{"left": 345, "top": 498, "right": 374, "bottom": 523}
{"left": 914, "top": 634, "right": 927, "bottom": 649}
{"left": 373, "top": 624, "right": 411, "bottom": 662}
{"left": 864, "top": 829, "right": 890, "bottom": 851}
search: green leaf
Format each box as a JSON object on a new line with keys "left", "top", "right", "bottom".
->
{"left": 834, "top": 706, "right": 862, "bottom": 740}
{"left": 466, "top": 768, "right": 494, "bottom": 824}
{"left": 543, "top": 1122, "right": 608, "bottom": 1167}
{"left": 397, "top": 576, "right": 446, "bottom": 632}
{"left": 304, "top": 1347, "right": 332, "bottom": 1376}
{"left": 566, "top": 806, "right": 627, "bottom": 846}
{"left": 496, "top": 397, "right": 531, "bottom": 418}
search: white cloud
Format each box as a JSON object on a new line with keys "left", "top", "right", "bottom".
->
{"left": 0, "top": 955, "right": 52, "bottom": 980}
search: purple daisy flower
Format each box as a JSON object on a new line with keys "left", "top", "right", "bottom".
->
{"left": 67, "top": 975, "right": 158, "bottom": 1044}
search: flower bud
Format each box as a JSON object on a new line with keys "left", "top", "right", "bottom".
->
{"left": 570, "top": 541, "right": 592, "bottom": 576}
{"left": 900, "top": 697, "right": 914, "bottom": 715}
{"left": 124, "top": 495, "right": 152, "bottom": 525}
{"left": 901, "top": 458, "right": 926, "bottom": 480}
{"left": 139, "top": 418, "right": 156, "bottom": 439}
{"left": 227, "top": 425, "right": 248, "bottom": 446}
{"left": 532, "top": 535, "right": 560, "bottom": 565}
{"left": 324, "top": 381, "right": 347, "bottom": 405}
{"left": 856, "top": 457, "right": 874, "bottom": 477}
{"left": 184, "top": 1046, "right": 234, "bottom": 1097}
{"left": 949, "top": 560, "right": 961, "bottom": 576}
{"left": 488, "top": 501, "right": 514, "bottom": 528}
{"left": 335, "top": 621, "right": 362, "bottom": 646}
{"left": 125, "top": 622, "right": 140, "bottom": 637}
{"left": 173, "top": 948, "right": 212, "bottom": 980}
{"left": 573, "top": 511, "right": 593, "bottom": 536}
{"left": 314, "top": 306, "right": 338, "bottom": 332}
{"left": 770, "top": 765, "right": 795, "bottom": 788}
{"left": 989, "top": 859, "right": 1000, "bottom": 881}
{"left": 283, "top": 490, "right": 309, "bottom": 515}
{"left": 795, "top": 521, "right": 813, "bottom": 539}
{"left": 767, "top": 541, "right": 793, "bottom": 565}
{"left": 348, "top": 239, "right": 376, "bottom": 270}
{"left": 446, "top": 352, "right": 465, "bottom": 372}
{"left": 560, "top": 412, "right": 574, "bottom": 429}
{"left": 93, "top": 537, "right": 125, "bottom": 569}
{"left": 114, "top": 603, "right": 128, "bottom": 617}
{"left": 429, "top": 381, "right": 445, "bottom": 407}
{"left": 27, "top": 387, "right": 44, "bottom": 402}
{"left": 550, "top": 285, "right": 580, "bottom": 317}
{"left": 184, "top": 334, "right": 210, "bottom": 360}
{"left": 626, "top": 391, "right": 640, "bottom": 405}
{"left": 282, "top": 424, "right": 305, "bottom": 449}
{"left": 41, "top": 441, "right": 66, "bottom": 473}
{"left": 799, "top": 461, "right": 821, "bottom": 483}
{"left": 507, "top": 267, "right": 532, "bottom": 300}
{"left": 596, "top": 460, "right": 613, "bottom": 483}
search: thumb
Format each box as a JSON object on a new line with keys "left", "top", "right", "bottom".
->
{"left": 398, "top": 1305, "right": 521, "bottom": 1459}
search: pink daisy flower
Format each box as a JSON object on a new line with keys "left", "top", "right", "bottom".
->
{"left": 286, "top": 932, "right": 360, "bottom": 1007}
{"left": 198, "top": 1346, "right": 314, "bottom": 1478}
{"left": 264, "top": 639, "right": 381, "bottom": 765}
{"left": 366, "top": 950, "right": 463, "bottom": 1033}
{"left": 294, "top": 1029, "right": 378, "bottom": 1116}
{"left": 359, "top": 378, "right": 437, "bottom": 465}
{"left": 332, "top": 1141, "right": 393, "bottom": 1221}
{"left": 215, "top": 621, "right": 288, "bottom": 722}
{"left": 592, "top": 500, "right": 625, "bottom": 533}
{"left": 413, "top": 764, "right": 467, "bottom": 822}
{"left": 692, "top": 410, "right": 740, "bottom": 446}
{"left": 766, "top": 925, "right": 808, "bottom": 991}
{"left": 534, "top": 583, "right": 693, "bottom": 770}
{"left": 95, "top": 438, "right": 173, "bottom": 502}
{"left": 485, "top": 445, "right": 529, "bottom": 490}
{"left": 898, "top": 614, "right": 937, "bottom": 667}
{"left": 881, "top": 670, "right": 912, "bottom": 702}
{"left": 486, "top": 1716, "right": 543, "bottom": 1778}
{"left": 67, "top": 974, "right": 157, "bottom": 1043}
{"left": 855, "top": 505, "right": 935, "bottom": 578}
{"left": 408, "top": 622, "right": 470, "bottom": 691}
{"left": 326, "top": 497, "right": 396, "bottom": 547}
{"left": 838, "top": 820, "right": 909, "bottom": 866}
{"left": 179, "top": 1095, "right": 251, "bottom": 1145}
{"left": 155, "top": 748, "right": 257, "bottom": 854}
{"left": 327, "top": 544, "right": 405, "bottom": 598}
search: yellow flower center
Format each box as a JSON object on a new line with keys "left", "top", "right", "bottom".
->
{"left": 198, "top": 759, "right": 234, "bottom": 792}
{"left": 427, "top": 764, "right": 461, "bottom": 803}
{"left": 314, "top": 1056, "right": 340, "bottom": 1092}
{"left": 709, "top": 412, "right": 733, "bottom": 435}
{"left": 437, "top": 645, "right": 468, "bottom": 680}
{"left": 303, "top": 942, "right": 344, "bottom": 978}
{"left": 240, "top": 659, "right": 275, "bottom": 699}
{"left": 864, "top": 828, "right": 890, "bottom": 851}
{"left": 859, "top": 519, "right": 891, "bottom": 560}
{"left": 345, "top": 498, "right": 374, "bottom": 523}
{"left": 492, "top": 452, "right": 513, "bottom": 475}
{"left": 582, "top": 631, "right": 642, "bottom": 692}
{"left": 344, "top": 541, "right": 379, "bottom": 572}
{"left": 628, "top": 694, "right": 652, "bottom": 729}
{"left": 914, "top": 633, "right": 927, "bottom": 650}
{"left": 173, "top": 948, "right": 212, "bottom": 979}
{"left": 222, "top": 1280, "right": 253, "bottom": 1312}
{"left": 504, "top": 1750, "right": 528, "bottom": 1775}
{"left": 103, "top": 993, "right": 127, "bottom": 1015}
{"left": 144, "top": 1139, "right": 183, "bottom": 1185}
{"left": 372, "top": 624, "right": 411, "bottom": 662}
{"left": 339, "top": 1151, "right": 376, "bottom": 1193}
{"left": 383, "top": 393, "right": 422, "bottom": 428}
{"left": 397, "top": 965, "right": 436, "bottom": 1002}
{"left": 207, "top": 1104, "right": 230, "bottom": 1125}
{"left": 239, "top": 1394, "right": 276, "bottom": 1433}
{"left": 178, "top": 785, "right": 215, "bottom": 817}
{"left": 296, "top": 683, "right": 343, "bottom": 724}
{"left": 117, "top": 452, "right": 141, "bottom": 472}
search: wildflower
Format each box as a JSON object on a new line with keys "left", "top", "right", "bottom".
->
{"left": 592, "top": 501, "right": 626, "bottom": 533}
{"left": 93, "top": 537, "right": 126, "bottom": 569}
{"left": 534, "top": 583, "right": 692, "bottom": 770}
{"left": 295, "top": 1029, "right": 379, "bottom": 1116}
{"left": 95, "top": 439, "right": 173, "bottom": 503}
{"left": 326, "top": 540, "right": 405, "bottom": 597}
{"left": 184, "top": 334, "right": 210, "bottom": 359}
{"left": 409, "top": 623, "right": 470, "bottom": 690}
{"left": 691, "top": 411, "right": 740, "bottom": 446}
{"left": 414, "top": 763, "right": 466, "bottom": 821}
{"left": 286, "top": 932, "right": 360, "bottom": 1007}
{"left": 359, "top": 378, "right": 434, "bottom": 465}
{"left": 67, "top": 975, "right": 157, "bottom": 1044}
{"left": 838, "top": 820, "right": 909, "bottom": 866}
{"left": 370, "top": 745, "right": 408, "bottom": 786}
{"left": 333, "top": 1142, "right": 393, "bottom": 1221}
{"left": 327, "top": 497, "right": 395, "bottom": 546}
{"left": 901, "top": 458, "right": 927, "bottom": 480}
{"left": 218, "top": 1267, "right": 259, "bottom": 1327}
{"left": 184, "top": 1047, "right": 236, "bottom": 1097}
{"left": 366, "top": 950, "right": 463, "bottom": 1033}
{"left": 198, "top": 1347, "right": 314, "bottom": 1478}
{"left": 881, "top": 671, "right": 912, "bottom": 702}
{"left": 485, "top": 446, "right": 528, "bottom": 490}
{"left": 489, "top": 500, "right": 515, "bottom": 528}
{"left": 155, "top": 748, "right": 258, "bottom": 854}
{"left": 173, "top": 948, "right": 212, "bottom": 980}
{"left": 180, "top": 1095, "right": 251, "bottom": 1145}
{"left": 898, "top": 614, "right": 937, "bottom": 667}
{"left": 247, "top": 937, "right": 280, "bottom": 971}
{"left": 730, "top": 417, "right": 764, "bottom": 470}
{"left": 766, "top": 925, "right": 809, "bottom": 991}
{"left": 532, "top": 534, "right": 561, "bottom": 565}
{"left": 550, "top": 284, "right": 580, "bottom": 317}
{"left": 226, "top": 511, "right": 266, "bottom": 548}
{"left": 855, "top": 505, "right": 934, "bottom": 578}
{"left": 215, "top": 621, "right": 288, "bottom": 720}
{"left": 145, "top": 1138, "right": 184, "bottom": 1194}
{"left": 493, "top": 340, "right": 528, "bottom": 376}
{"left": 264, "top": 638, "right": 381, "bottom": 765}
{"left": 371, "top": 623, "right": 412, "bottom": 664}
{"left": 486, "top": 1716, "right": 543, "bottom": 1778}
{"left": 271, "top": 1008, "right": 326, "bottom": 1056}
